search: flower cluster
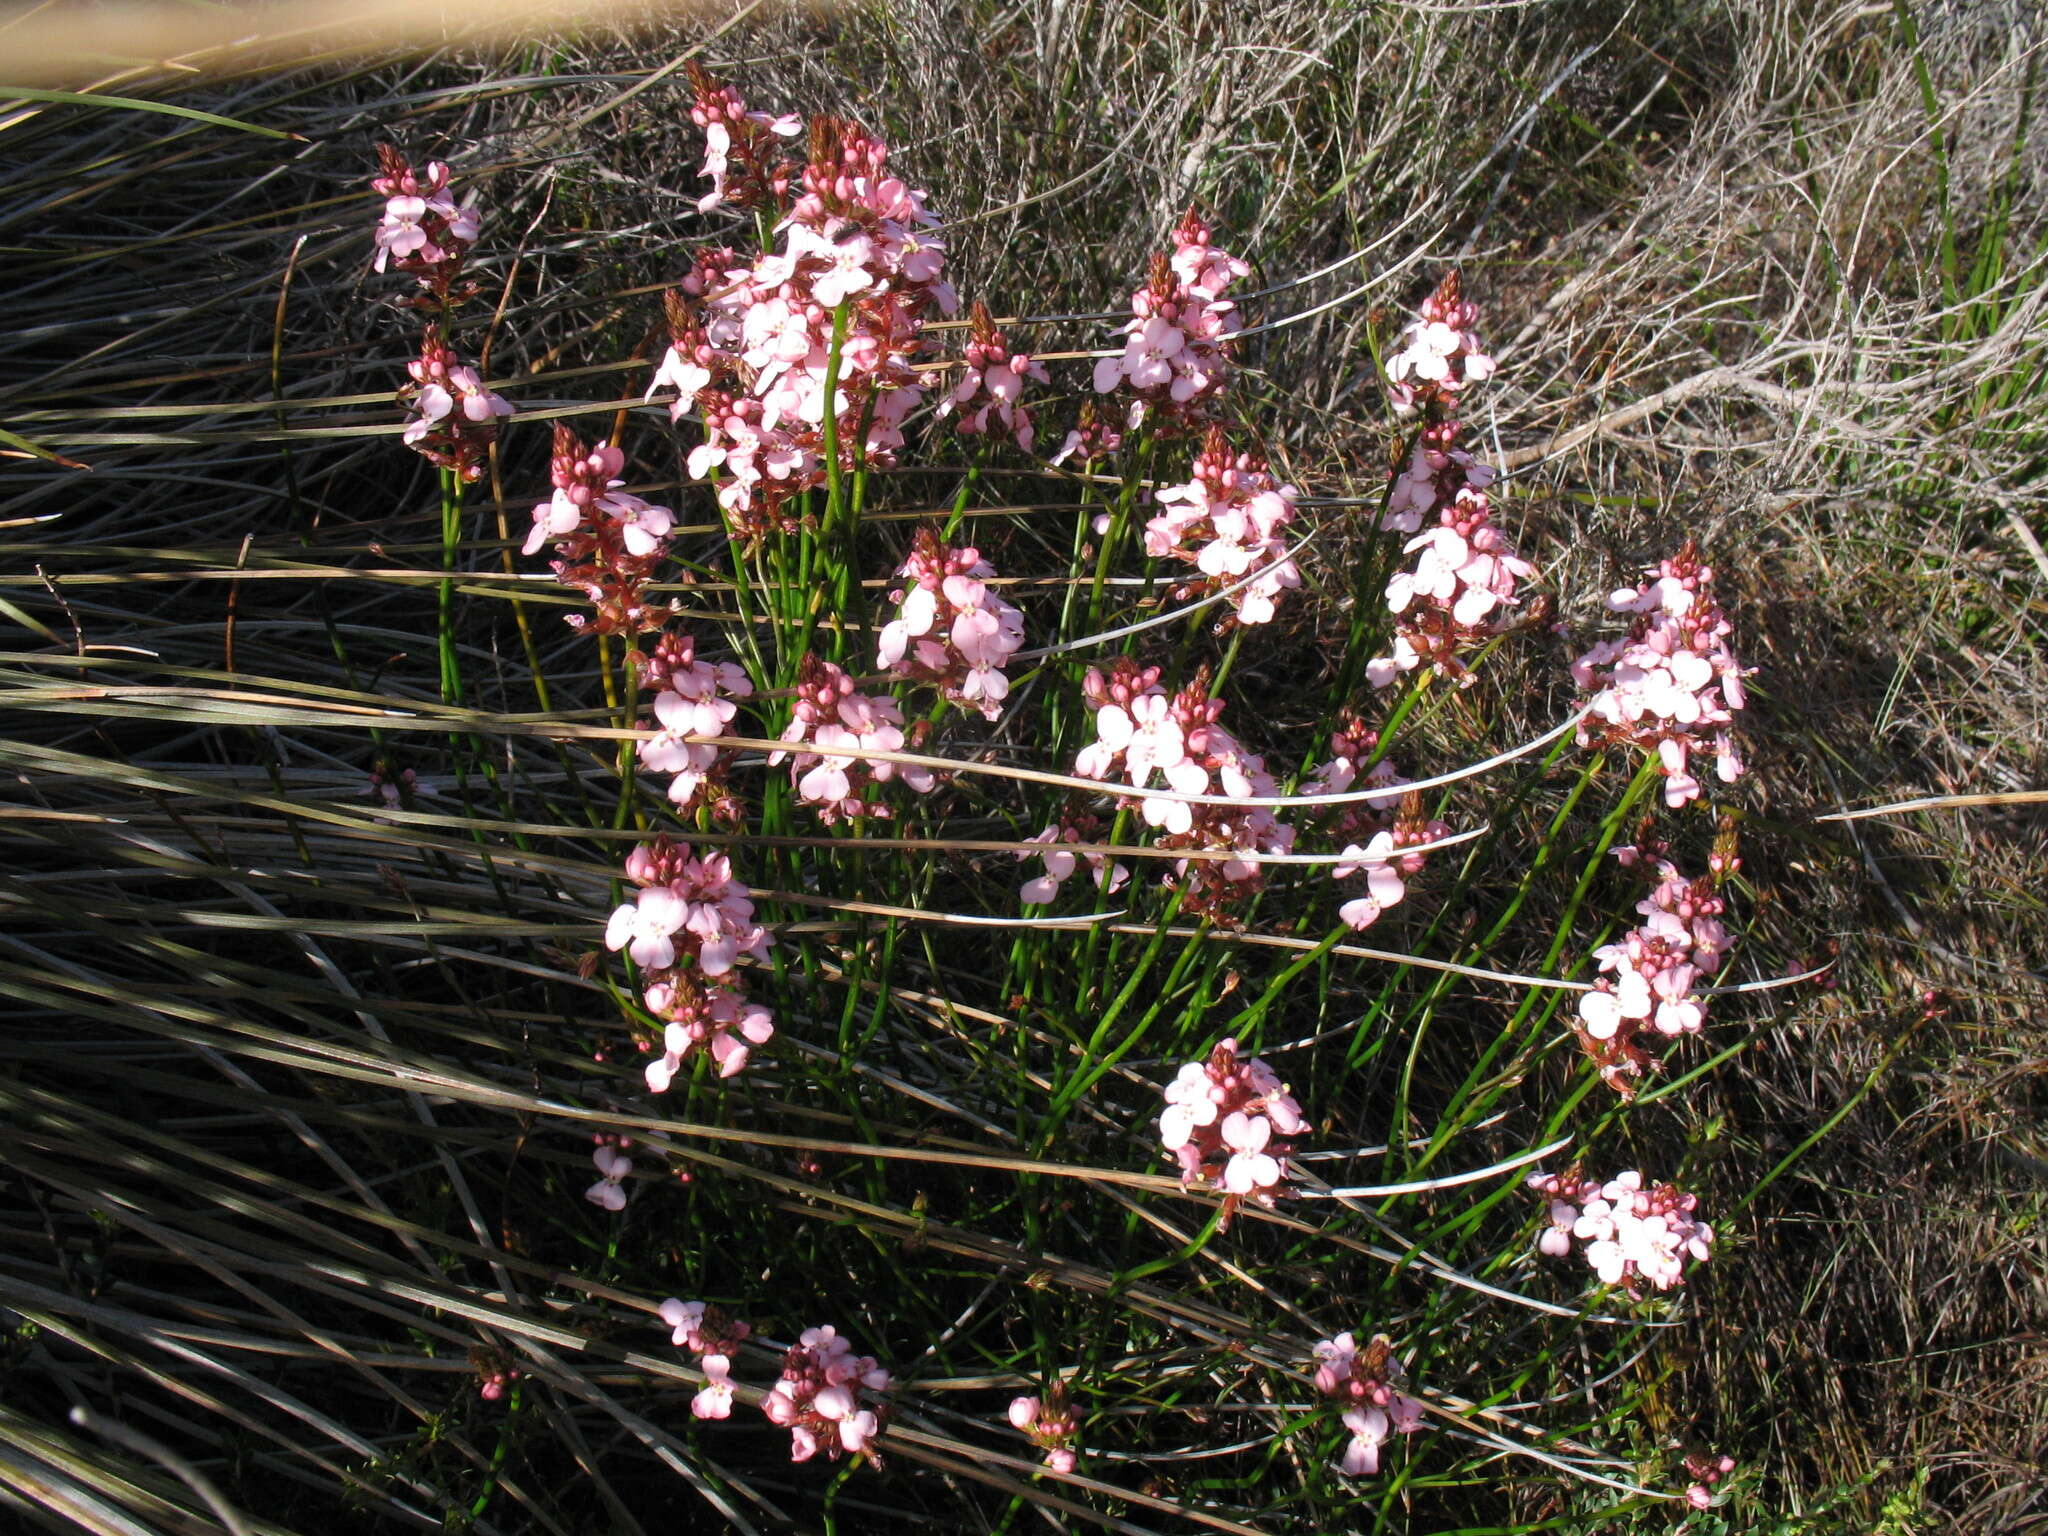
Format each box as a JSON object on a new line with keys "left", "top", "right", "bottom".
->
{"left": 1528, "top": 1169, "right": 1713, "bottom": 1296}
{"left": 371, "top": 146, "right": 480, "bottom": 291}
{"left": 1382, "top": 423, "right": 1497, "bottom": 535}
{"left": 1093, "top": 209, "right": 1247, "bottom": 431}
{"left": 471, "top": 1349, "right": 520, "bottom": 1403}
{"left": 1574, "top": 849, "right": 1734, "bottom": 1095}
{"left": 1384, "top": 269, "right": 1495, "bottom": 416}
{"left": 1330, "top": 796, "right": 1450, "bottom": 933}
{"left": 1303, "top": 719, "right": 1451, "bottom": 931}
{"left": 773, "top": 655, "right": 937, "bottom": 823}
{"left": 1050, "top": 399, "right": 1124, "bottom": 467}
{"left": 605, "top": 837, "right": 774, "bottom": 1089}
{"left": 1684, "top": 1450, "right": 1738, "bottom": 1510}
{"left": 1073, "top": 663, "right": 1295, "bottom": 917}
{"left": 372, "top": 149, "right": 509, "bottom": 479}
{"left": 584, "top": 1133, "right": 635, "bottom": 1211}
{"left": 660, "top": 1298, "right": 753, "bottom": 1421}
{"left": 1572, "top": 541, "right": 1748, "bottom": 807}
{"left": 397, "top": 327, "right": 511, "bottom": 483}
{"left": 876, "top": 528, "right": 1026, "bottom": 719}
{"left": 1159, "top": 1037, "right": 1304, "bottom": 1208}
{"left": 1366, "top": 276, "right": 1539, "bottom": 688}
{"left": 1145, "top": 428, "right": 1304, "bottom": 626}
{"left": 1367, "top": 484, "right": 1539, "bottom": 688}
{"left": 763, "top": 1326, "right": 892, "bottom": 1463}
{"left": 363, "top": 761, "right": 428, "bottom": 808}
{"left": 650, "top": 77, "right": 956, "bottom": 541}
{"left": 523, "top": 427, "right": 675, "bottom": 635}
{"left": 1311, "top": 1332, "right": 1425, "bottom": 1476}
{"left": 938, "top": 302, "right": 1049, "bottom": 451}
{"left": 1007, "top": 1386, "right": 1080, "bottom": 1474}
{"left": 642, "top": 971, "right": 776, "bottom": 1089}
{"left": 686, "top": 61, "right": 801, "bottom": 212}
{"left": 1016, "top": 814, "right": 1129, "bottom": 905}
{"left": 634, "top": 628, "right": 753, "bottom": 821}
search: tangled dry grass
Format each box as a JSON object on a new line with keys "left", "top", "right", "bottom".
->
{"left": 3, "top": 1, "right": 2043, "bottom": 1531}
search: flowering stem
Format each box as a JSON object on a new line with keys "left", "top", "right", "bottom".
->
{"left": 436, "top": 467, "right": 464, "bottom": 708}
{"left": 1085, "top": 432, "right": 1151, "bottom": 634}
{"left": 466, "top": 1379, "right": 520, "bottom": 1522}
{"left": 818, "top": 301, "right": 854, "bottom": 659}
{"left": 1107, "top": 1201, "right": 1227, "bottom": 1295}
{"left": 1039, "top": 899, "right": 1198, "bottom": 1147}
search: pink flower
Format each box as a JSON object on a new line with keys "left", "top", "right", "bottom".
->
{"left": 937, "top": 302, "right": 1051, "bottom": 452}
{"left": 1006, "top": 1385, "right": 1081, "bottom": 1472}
{"left": 657, "top": 91, "right": 954, "bottom": 544}
{"left": 369, "top": 147, "right": 481, "bottom": 284}
{"left": 608, "top": 837, "right": 776, "bottom": 1088}
{"left": 583, "top": 1136, "right": 633, "bottom": 1210}
{"left": 1572, "top": 850, "right": 1735, "bottom": 1095}
{"left": 605, "top": 884, "right": 686, "bottom": 970}
{"left": 1016, "top": 819, "right": 1129, "bottom": 905}
{"left": 1072, "top": 664, "right": 1293, "bottom": 918}
{"left": 876, "top": 529, "right": 1026, "bottom": 720}
{"left": 1145, "top": 428, "right": 1304, "bottom": 626}
{"left": 1573, "top": 541, "right": 1749, "bottom": 806}
{"left": 1159, "top": 1038, "right": 1303, "bottom": 1207}
{"left": 1384, "top": 271, "right": 1494, "bottom": 415}
{"left": 1050, "top": 402, "right": 1123, "bottom": 466}
{"left": 692, "top": 1355, "right": 736, "bottom": 1420}
{"left": 1094, "top": 210, "right": 1245, "bottom": 430}
{"left": 1527, "top": 1168, "right": 1713, "bottom": 1297}
{"left": 773, "top": 655, "right": 937, "bottom": 823}
{"left": 762, "top": 1325, "right": 891, "bottom": 1464}
{"left": 398, "top": 330, "right": 511, "bottom": 483}
{"left": 1314, "top": 1330, "right": 1429, "bottom": 1477}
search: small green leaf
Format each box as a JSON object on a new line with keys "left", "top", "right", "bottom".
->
{"left": 0, "top": 87, "right": 302, "bottom": 140}
{"left": 0, "top": 425, "right": 89, "bottom": 470}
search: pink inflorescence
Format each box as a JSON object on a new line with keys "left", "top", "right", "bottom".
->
{"left": 634, "top": 628, "right": 754, "bottom": 822}
{"left": 772, "top": 654, "right": 937, "bottom": 823}
{"left": 1072, "top": 662, "right": 1294, "bottom": 919}
{"left": 1382, "top": 422, "right": 1497, "bottom": 536}
{"left": 1159, "top": 1037, "right": 1305, "bottom": 1208}
{"left": 372, "top": 148, "right": 509, "bottom": 480}
{"left": 584, "top": 1133, "right": 634, "bottom": 1211}
{"left": 605, "top": 836, "right": 775, "bottom": 1089}
{"left": 1093, "top": 209, "right": 1248, "bottom": 431}
{"left": 1050, "top": 399, "right": 1125, "bottom": 467}
{"left": 1383, "top": 269, "right": 1496, "bottom": 417}
{"left": 659, "top": 1298, "right": 754, "bottom": 1421}
{"left": 398, "top": 326, "right": 511, "bottom": 483}
{"left": 1572, "top": 540, "right": 1749, "bottom": 808}
{"left": 1304, "top": 718, "right": 1451, "bottom": 931}
{"left": 763, "top": 1326, "right": 892, "bottom": 1463}
{"left": 1574, "top": 846, "right": 1735, "bottom": 1095}
{"left": 371, "top": 146, "right": 481, "bottom": 288}
{"left": 649, "top": 76, "right": 957, "bottom": 543}
{"left": 1007, "top": 1386, "right": 1080, "bottom": 1474}
{"left": 938, "top": 302, "right": 1050, "bottom": 452}
{"left": 686, "top": 61, "right": 802, "bottom": 212}
{"left": 1684, "top": 1450, "right": 1738, "bottom": 1509}
{"left": 473, "top": 1352, "right": 520, "bottom": 1403}
{"left": 1311, "top": 1332, "right": 1425, "bottom": 1476}
{"left": 523, "top": 427, "right": 675, "bottom": 636}
{"left": 1366, "top": 275, "right": 1538, "bottom": 689}
{"left": 1145, "top": 427, "right": 1304, "bottom": 627}
{"left": 1527, "top": 1169, "right": 1713, "bottom": 1296}
{"left": 876, "top": 527, "right": 1026, "bottom": 719}
{"left": 1016, "top": 813, "right": 1130, "bottom": 905}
